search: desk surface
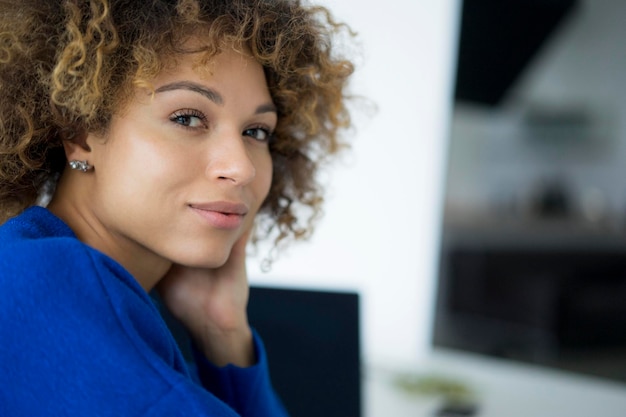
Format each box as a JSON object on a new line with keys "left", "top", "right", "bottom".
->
{"left": 364, "top": 348, "right": 626, "bottom": 417}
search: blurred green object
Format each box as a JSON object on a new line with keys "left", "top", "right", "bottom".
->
{"left": 393, "top": 373, "right": 476, "bottom": 403}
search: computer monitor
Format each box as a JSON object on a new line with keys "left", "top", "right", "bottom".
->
{"left": 155, "top": 285, "right": 362, "bottom": 417}
{"left": 248, "top": 286, "right": 362, "bottom": 417}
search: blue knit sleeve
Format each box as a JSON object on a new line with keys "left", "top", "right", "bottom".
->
{"left": 191, "top": 329, "right": 289, "bottom": 417}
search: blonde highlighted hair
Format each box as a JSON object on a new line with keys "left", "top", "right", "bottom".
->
{"left": 0, "top": 0, "right": 355, "bottom": 249}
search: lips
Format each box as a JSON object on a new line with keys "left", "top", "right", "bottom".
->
{"left": 188, "top": 201, "right": 249, "bottom": 230}
{"left": 189, "top": 201, "right": 249, "bottom": 215}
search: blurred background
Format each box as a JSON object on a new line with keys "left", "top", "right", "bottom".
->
{"left": 245, "top": 0, "right": 626, "bottom": 415}
{"left": 435, "top": 0, "right": 626, "bottom": 384}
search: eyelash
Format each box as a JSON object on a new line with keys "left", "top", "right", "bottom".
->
{"left": 243, "top": 125, "right": 275, "bottom": 143}
{"left": 169, "top": 109, "right": 275, "bottom": 143}
{"left": 169, "top": 109, "right": 207, "bottom": 129}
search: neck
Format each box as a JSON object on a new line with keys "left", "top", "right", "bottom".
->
{"left": 47, "top": 172, "right": 171, "bottom": 292}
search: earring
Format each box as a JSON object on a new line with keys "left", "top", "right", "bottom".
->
{"left": 68, "top": 160, "right": 92, "bottom": 172}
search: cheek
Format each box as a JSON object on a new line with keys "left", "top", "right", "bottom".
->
{"left": 256, "top": 152, "right": 273, "bottom": 201}
{"left": 98, "top": 134, "right": 185, "bottom": 202}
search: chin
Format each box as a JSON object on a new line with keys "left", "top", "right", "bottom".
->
{"left": 172, "top": 247, "right": 232, "bottom": 270}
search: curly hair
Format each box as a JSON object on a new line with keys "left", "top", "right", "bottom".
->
{"left": 0, "top": 0, "right": 355, "bottom": 250}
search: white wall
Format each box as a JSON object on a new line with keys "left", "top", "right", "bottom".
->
{"left": 248, "top": 0, "right": 460, "bottom": 364}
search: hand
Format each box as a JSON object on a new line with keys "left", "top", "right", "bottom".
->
{"left": 156, "top": 230, "right": 254, "bottom": 367}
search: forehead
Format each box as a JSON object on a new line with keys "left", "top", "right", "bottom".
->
{"left": 154, "top": 37, "right": 261, "bottom": 79}
{"left": 116, "top": 46, "right": 269, "bottom": 112}
{"left": 156, "top": 49, "right": 268, "bottom": 91}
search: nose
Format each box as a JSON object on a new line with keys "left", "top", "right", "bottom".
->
{"left": 205, "top": 130, "right": 256, "bottom": 186}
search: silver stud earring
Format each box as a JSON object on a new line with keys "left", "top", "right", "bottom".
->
{"left": 68, "top": 160, "right": 92, "bottom": 172}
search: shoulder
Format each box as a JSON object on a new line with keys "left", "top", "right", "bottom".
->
{"left": 0, "top": 206, "right": 74, "bottom": 243}
{"left": 0, "top": 206, "right": 138, "bottom": 300}
{"left": 0, "top": 206, "right": 158, "bottom": 342}
{"left": 0, "top": 206, "right": 91, "bottom": 278}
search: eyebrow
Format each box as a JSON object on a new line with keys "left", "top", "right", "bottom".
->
{"left": 155, "top": 81, "right": 223, "bottom": 105}
{"left": 155, "top": 80, "right": 277, "bottom": 115}
{"left": 255, "top": 103, "right": 278, "bottom": 115}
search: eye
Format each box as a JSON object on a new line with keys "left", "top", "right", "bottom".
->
{"left": 169, "top": 109, "right": 207, "bottom": 129}
{"left": 243, "top": 126, "right": 274, "bottom": 143}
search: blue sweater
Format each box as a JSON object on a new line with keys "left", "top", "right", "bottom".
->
{"left": 0, "top": 207, "right": 288, "bottom": 417}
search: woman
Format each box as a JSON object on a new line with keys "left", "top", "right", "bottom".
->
{"left": 0, "top": 0, "right": 354, "bottom": 415}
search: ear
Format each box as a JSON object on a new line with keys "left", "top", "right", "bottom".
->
{"left": 59, "top": 127, "right": 92, "bottom": 162}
